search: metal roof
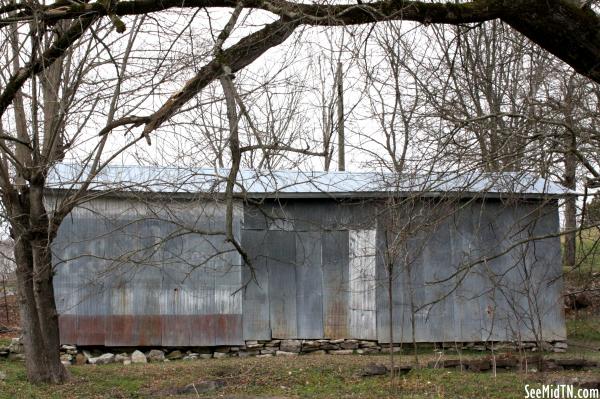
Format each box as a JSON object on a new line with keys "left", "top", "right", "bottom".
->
{"left": 46, "top": 164, "right": 573, "bottom": 198}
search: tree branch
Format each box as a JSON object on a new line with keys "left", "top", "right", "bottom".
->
{"left": 142, "top": 17, "right": 298, "bottom": 135}
{"left": 0, "top": 16, "right": 97, "bottom": 118}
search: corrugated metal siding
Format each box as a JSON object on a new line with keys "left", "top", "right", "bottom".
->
{"left": 267, "top": 230, "right": 297, "bottom": 339}
{"left": 322, "top": 230, "right": 349, "bottom": 339}
{"left": 54, "top": 196, "right": 565, "bottom": 345}
{"left": 241, "top": 230, "right": 271, "bottom": 340}
{"left": 295, "top": 231, "right": 324, "bottom": 338}
{"left": 349, "top": 230, "right": 377, "bottom": 340}
{"left": 52, "top": 197, "right": 243, "bottom": 346}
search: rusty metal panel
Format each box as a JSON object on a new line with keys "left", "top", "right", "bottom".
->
{"left": 214, "top": 237, "right": 243, "bottom": 345}
{"left": 267, "top": 230, "right": 297, "bottom": 339}
{"left": 348, "top": 229, "right": 377, "bottom": 340}
{"left": 241, "top": 230, "right": 271, "bottom": 340}
{"left": 160, "top": 222, "right": 191, "bottom": 347}
{"left": 67, "top": 211, "right": 110, "bottom": 346}
{"left": 322, "top": 230, "right": 349, "bottom": 339}
{"left": 170, "top": 229, "right": 217, "bottom": 347}
{"left": 58, "top": 315, "right": 78, "bottom": 344}
{"left": 295, "top": 231, "right": 323, "bottom": 338}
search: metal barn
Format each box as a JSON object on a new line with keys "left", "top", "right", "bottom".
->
{"left": 49, "top": 166, "right": 569, "bottom": 347}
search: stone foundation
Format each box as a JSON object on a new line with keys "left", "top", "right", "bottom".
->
{"left": 0, "top": 337, "right": 569, "bottom": 365}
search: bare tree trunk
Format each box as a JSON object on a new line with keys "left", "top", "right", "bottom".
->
{"left": 387, "top": 262, "right": 395, "bottom": 382}
{"left": 563, "top": 125, "right": 577, "bottom": 269}
{"left": 11, "top": 183, "right": 68, "bottom": 384}
{"left": 336, "top": 61, "right": 345, "bottom": 172}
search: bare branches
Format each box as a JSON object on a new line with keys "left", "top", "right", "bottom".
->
{"left": 2, "top": 0, "right": 500, "bottom": 25}
{"left": 0, "top": 16, "right": 97, "bottom": 119}
{"left": 142, "top": 18, "right": 298, "bottom": 136}
{"left": 97, "top": 115, "right": 150, "bottom": 136}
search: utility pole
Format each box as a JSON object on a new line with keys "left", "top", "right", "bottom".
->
{"left": 336, "top": 61, "right": 345, "bottom": 171}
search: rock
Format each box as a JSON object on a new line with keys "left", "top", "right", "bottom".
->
{"left": 357, "top": 348, "right": 379, "bottom": 355}
{"left": 256, "top": 354, "right": 273, "bottom": 358}
{"left": 166, "top": 350, "right": 183, "bottom": 360}
{"left": 566, "top": 292, "right": 592, "bottom": 310}
{"left": 92, "top": 353, "right": 115, "bottom": 365}
{"left": 265, "top": 340, "right": 281, "bottom": 347}
{"left": 199, "top": 354, "right": 212, "bottom": 359}
{"left": 214, "top": 346, "right": 231, "bottom": 353}
{"left": 115, "top": 353, "right": 129, "bottom": 363}
{"left": 176, "top": 380, "right": 225, "bottom": 395}
{"left": 8, "top": 338, "right": 23, "bottom": 354}
{"left": 131, "top": 350, "right": 147, "bottom": 364}
{"left": 82, "top": 350, "right": 93, "bottom": 362}
{"left": 341, "top": 340, "right": 359, "bottom": 350}
{"left": 8, "top": 353, "right": 25, "bottom": 361}
{"left": 360, "top": 341, "right": 378, "bottom": 348}
{"left": 305, "top": 350, "right": 326, "bottom": 355}
{"left": 320, "top": 343, "right": 340, "bottom": 351}
{"left": 380, "top": 346, "right": 402, "bottom": 353}
{"left": 238, "top": 350, "right": 259, "bottom": 358}
{"left": 0, "top": 371, "right": 6, "bottom": 380}
{"left": 553, "top": 348, "right": 567, "bottom": 353}
{"left": 554, "top": 342, "right": 568, "bottom": 349}
{"left": 392, "top": 365, "right": 413, "bottom": 375}
{"left": 360, "top": 363, "right": 388, "bottom": 376}
{"left": 302, "top": 341, "right": 320, "bottom": 350}
{"left": 123, "top": 359, "right": 132, "bottom": 366}
{"left": 280, "top": 340, "right": 301, "bottom": 353}
{"left": 75, "top": 353, "right": 87, "bottom": 365}
{"left": 329, "top": 349, "right": 353, "bottom": 355}
{"left": 276, "top": 350, "right": 298, "bottom": 357}
{"left": 183, "top": 353, "right": 198, "bottom": 361}
{"left": 330, "top": 339, "right": 345, "bottom": 344}
{"left": 213, "top": 352, "right": 228, "bottom": 359}
{"left": 61, "top": 360, "right": 71, "bottom": 366}
{"left": 146, "top": 349, "right": 165, "bottom": 362}
{"left": 60, "top": 354, "right": 73, "bottom": 362}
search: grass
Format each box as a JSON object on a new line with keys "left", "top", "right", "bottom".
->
{"left": 0, "top": 353, "right": 588, "bottom": 399}
{"left": 3, "top": 346, "right": 599, "bottom": 399}
{"left": 564, "top": 228, "right": 600, "bottom": 275}
{"left": 3, "top": 230, "right": 600, "bottom": 397}
{"left": 567, "top": 316, "right": 600, "bottom": 342}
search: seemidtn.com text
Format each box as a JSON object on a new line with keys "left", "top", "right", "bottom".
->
{"left": 525, "top": 385, "right": 600, "bottom": 399}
